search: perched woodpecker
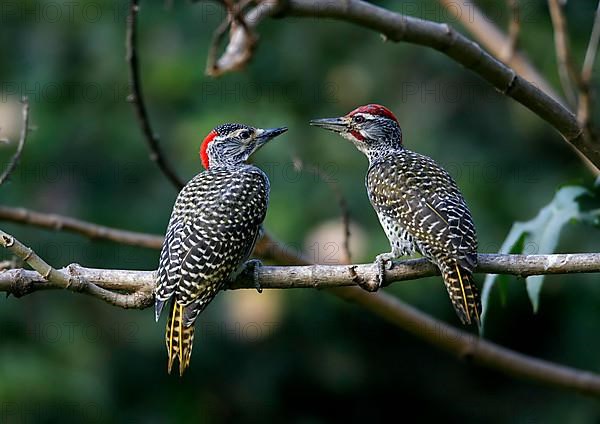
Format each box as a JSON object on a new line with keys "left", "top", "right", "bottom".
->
{"left": 310, "top": 104, "right": 480, "bottom": 325}
{"left": 155, "top": 123, "right": 287, "bottom": 375}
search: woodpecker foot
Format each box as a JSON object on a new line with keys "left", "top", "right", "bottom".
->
{"left": 373, "top": 253, "right": 395, "bottom": 289}
{"left": 242, "top": 259, "right": 263, "bottom": 293}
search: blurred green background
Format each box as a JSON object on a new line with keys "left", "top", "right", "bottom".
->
{"left": 1, "top": 0, "right": 600, "bottom": 422}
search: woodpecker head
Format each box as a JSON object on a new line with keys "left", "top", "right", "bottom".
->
{"left": 200, "top": 123, "right": 287, "bottom": 169}
{"left": 310, "top": 104, "right": 402, "bottom": 158}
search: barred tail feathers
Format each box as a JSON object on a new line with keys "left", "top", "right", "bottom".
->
{"left": 166, "top": 301, "right": 195, "bottom": 376}
{"left": 441, "top": 263, "right": 481, "bottom": 326}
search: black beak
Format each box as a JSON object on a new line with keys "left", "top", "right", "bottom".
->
{"left": 257, "top": 127, "right": 288, "bottom": 143}
{"left": 309, "top": 117, "right": 348, "bottom": 133}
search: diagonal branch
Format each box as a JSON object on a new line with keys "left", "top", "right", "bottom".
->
{"left": 213, "top": 0, "right": 598, "bottom": 169}
{"left": 504, "top": 0, "right": 521, "bottom": 62}
{"left": 547, "top": 0, "right": 580, "bottom": 106}
{"left": 126, "top": 0, "right": 184, "bottom": 189}
{"left": 0, "top": 205, "right": 163, "bottom": 249}
{"left": 0, "top": 204, "right": 300, "bottom": 265}
{"left": 0, "top": 98, "right": 30, "bottom": 187}
{"left": 273, "top": 0, "right": 598, "bottom": 170}
{"left": 438, "top": 0, "right": 598, "bottom": 173}
{"left": 332, "top": 286, "right": 600, "bottom": 398}
{"left": 205, "top": 0, "right": 258, "bottom": 76}
{"left": 578, "top": 1, "right": 600, "bottom": 139}
{"left": 582, "top": 1, "right": 600, "bottom": 84}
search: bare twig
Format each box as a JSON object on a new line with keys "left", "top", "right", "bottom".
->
{"left": 0, "top": 230, "right": 153, "bottom": 308}
{"left": 126, "top": 0, "right": 184, "bottom": 189}
{"left": 504, "top": 0, "right": 521, "bottom": 61}
{"left": 548, "top": 0, "right": 580, "bottom": 106}
{"left": 0, "top": 204, "right": 309, "bottom": 269}
{"left": 0, "top": 205, "right": 163, "bottom": 249}
{"left": 0, "top": 99, "right": 30, "bottom": 187}
{"left": 578, "top": 1, "right": 600, "bottom": 137}
{"left": 582, "top": 1, "right": 600, "bottom": 84}
{"left": 205, "top": 0, "right": 258, "bottom": 76}
{"left": 293, "top": 157, "right": 352, "bottom": 263}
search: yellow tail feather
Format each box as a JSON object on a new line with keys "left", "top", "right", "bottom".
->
{"left": 455, "top": 264, "right": 471, "bottom": 324}
{"left": 442, "top": 264, "right": 481, "bottom": 326}
{"left": 166, "top": 302, "right": 195, "bottom": 376}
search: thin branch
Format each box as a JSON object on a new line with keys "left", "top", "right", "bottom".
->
{"left": 548, "top": 0, "right": 579, "bottom": 106}
{"left": 0, "top": 230, "right": 153, "bottom": 308}
{"left": 331, "top": 286, "right": 600, "bottom": 398}
{"left": 126, "top": 0, "right": 184, "bottom": 189}
{"left": 503, "top": 0, "right": 521, "bottom": 61}
{"left": 578, "top": 1, "right": 600, "bottom": 136}
{"left": 0, "top": 205, "right": 163, "bottom": 249}
{"left": 204, "top": 0, "right": 275, "bottom": 75}
{"left": 292, "top": 157, "right": 352, "bottom": 263}
{"left": 0, "top": 203, "right": 308, "bottom": 271}
{"left": 0, "top": 98, "right": 30, "bottom": 187}
{"left": 582, "top": 1, "right": 600, "bottom": 84}
{"left": 205, "top": 0, "right": 257, "bottom": 76}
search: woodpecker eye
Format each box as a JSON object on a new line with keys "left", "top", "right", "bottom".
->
{"left": 354, "top": 115, "right": 365, "bottom": 124}
{"left": 239, "top": 130, "right": 251, "bottom": 139}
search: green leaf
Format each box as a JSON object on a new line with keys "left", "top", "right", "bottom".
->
{"left": 480, "top": 186, "right": 590, "bottom": 331}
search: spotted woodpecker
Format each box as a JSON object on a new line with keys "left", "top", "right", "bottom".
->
{"left": 155, "top": 123, "right": 287, "bottom": 375}
{"left": 310, "top": 104, "right": 480, "bottom": 325}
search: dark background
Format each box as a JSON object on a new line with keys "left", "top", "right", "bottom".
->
{"left": 1, "top": 0, "right": 600, "bottom": 422}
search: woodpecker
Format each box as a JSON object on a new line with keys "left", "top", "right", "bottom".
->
{"left": 310, "top": 104, "right": 480, "bottom": 325}
{"left": 155, "top": 123, "right": 287, "bottom": 375}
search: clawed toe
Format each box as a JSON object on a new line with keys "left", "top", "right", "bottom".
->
{"left": 243, "top": 259, "right": 263, "bottom": 293}
{"left": 374, "top": 253, "right": 396, "bottom": 289}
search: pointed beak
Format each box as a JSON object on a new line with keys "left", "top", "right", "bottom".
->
{"left": 309, "top": 117, "right": 349, "bottom": 133}
{"left": 256, "top": 127, "right": 288, "bottom": 145}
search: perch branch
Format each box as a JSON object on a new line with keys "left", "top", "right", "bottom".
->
{"left": 0, "top": 99, "right": 30, "bottom": 187}
{"left": 2, "top": 243, "right": 600, "bottom": 397}
{"left": 0, "top": 230, "right": 153, "bottom": 308}
{"left": 3, "top": 253, "right": 600, "bottom": 300}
